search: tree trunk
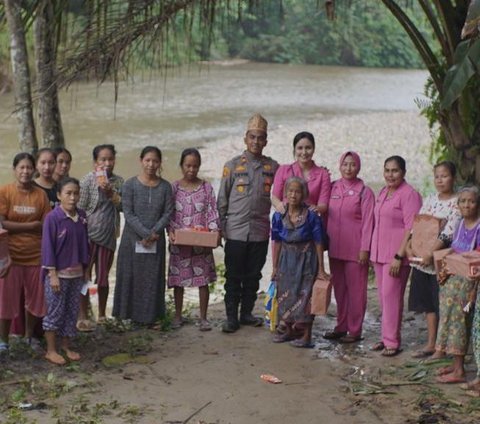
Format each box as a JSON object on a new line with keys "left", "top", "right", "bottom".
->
{"left": 4, "top": 0, "right": 38, "bottom": 153}
{"left": 34, "top": 0, "right": 65, "bottom": 148}
{"left": 440, "top": 105, "right": 480, "bottom": 184}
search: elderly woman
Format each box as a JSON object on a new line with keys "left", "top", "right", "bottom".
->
{"left": 271, "top": 177, "right": 329, "bottom": 348}
{"left": 433, "top": 186, "right": 480, "bottom": 384}
{"left": 370, "top": 156, "right": 422, "bottom": 357}
{"left": 272, "top": 131, "right": 331, "bottom": 215}
{"left": 0, "top": 153, "right": 51, "bottom": 353}
{"left": 324, "top": 151, "right": 375, "bottom": 343}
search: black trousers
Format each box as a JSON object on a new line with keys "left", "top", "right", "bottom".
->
{"left": 224, "top": 239, "right": 269, "bottom": 314}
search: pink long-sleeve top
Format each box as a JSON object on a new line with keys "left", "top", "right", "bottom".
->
{"left": 327, "top": 178, "right": 375, "bottom": 261}
{"left": 272, "top": 161, "right": 331, "bottom": 207}
{"left": 370, "top": 181, "right": 422, "bottom": 265}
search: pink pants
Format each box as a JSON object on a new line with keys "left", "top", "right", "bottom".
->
{"left": 374, "top": 263, "right": 411, "bottom": 349}
{"left": 330, "top": 258, "right": 368, "bottom": 337}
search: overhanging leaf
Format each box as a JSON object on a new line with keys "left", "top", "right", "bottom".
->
{"left": 462, "top": 0, "right": 480, "bottom": 39}
{"left": 440, "top": 41, "right": 479, "bottom": 109}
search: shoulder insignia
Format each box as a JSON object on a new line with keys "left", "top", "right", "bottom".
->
{"left": 222, "top": 166, "right": 230, "bottom": 178}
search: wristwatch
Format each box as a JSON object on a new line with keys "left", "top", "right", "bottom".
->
{"left": 394, "top": 253, "right": 403, "bottom": 260}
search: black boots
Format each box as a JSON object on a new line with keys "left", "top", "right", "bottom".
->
{"left": 239, "top": 313, "right": 263, "bottom": 327}
{"left": 222, "top": 300, "right": 240, "bottom": 333}
{"left": 222, "top": 299, "right": 264, "bottom": 332}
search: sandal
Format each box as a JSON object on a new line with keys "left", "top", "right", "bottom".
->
{"left": 76, "top": 319, "right": 96, "bottom": 332}
{"left": 199, "top": 320, "right": 212, "bottom": 332}
{"left": 323, "top": 330, "right": 347, "bottom": 340}
{"left": 338, "top": 335, "right": 363, "bottom": 344}
{"left": 381, "top": 347, "right": 402, "bottom": 357}
{"left": 171, "top": 318, "right": 183, "bottom": 330}
{"left": 370, "top": 341, "right": 385, "bottom": 351}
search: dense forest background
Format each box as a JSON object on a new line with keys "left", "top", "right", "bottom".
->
{"left": 0, "top": 0, "right": 432, "bottom": 92}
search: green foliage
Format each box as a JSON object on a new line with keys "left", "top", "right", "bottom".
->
{"left": 441, "top": 39, "right": 480, "bottom": 109}
{"left": 215, "top": 0, "right": 432, "bottom": 68}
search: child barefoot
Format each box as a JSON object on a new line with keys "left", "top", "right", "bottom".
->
{"left": 168, "top": 148, "right": 220, "bottom": 331}
{"left": 42, "top": 178, "right": 89, "bottom": 365}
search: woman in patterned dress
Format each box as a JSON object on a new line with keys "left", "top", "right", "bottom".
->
{"left": 433, "top": 186, "right": 480, "bottom": 384}
{"left": 271, "top": 177, "right": 329, "bottom": 348}
{"left": 168, "top": 148, "right": 220, "bottom": 331}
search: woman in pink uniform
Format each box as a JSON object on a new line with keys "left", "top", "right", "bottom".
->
{"left": 370, "top": 155, "right": 422, "bottom": 357}
{"left": 272, "top": 131, "right": 331, "bottom": 215}
{"left": 324, "top": 152, "right": 375, "bottom": 343}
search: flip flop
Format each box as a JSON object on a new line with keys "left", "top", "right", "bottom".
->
{"left": 436, "top": 373, "right": 466, "bottom": 384}
{"left": 370, "top": 341, "right": 385, "bottom": 351}
{"left": 199, "top": 320, "right": 212, "bottom": 332}
{"left": 381, "top": 347, "right": 402, "bottom": 357}
{"left": 411, "top": 350, "right": 435, "bottom": 359}
{"left": 76, "top": 319, "right": 95, "bottom": 332}
{"left": 170, "top": 319, "right": 183, "bottom": 330}
{"left": 290, "top": 339, "right": 315, "bottom": 349}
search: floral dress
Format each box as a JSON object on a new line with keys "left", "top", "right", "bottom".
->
{"left": 167, "top": 181, "right": 220, "bottom": 288}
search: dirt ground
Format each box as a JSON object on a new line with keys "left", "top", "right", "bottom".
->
{"left": 1, "top": 282, "right": 480, "bottom": 424}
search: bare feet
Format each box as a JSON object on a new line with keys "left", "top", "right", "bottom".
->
{"left": 436, "top": 371, "right": 466, "bottom": 384}
{"left": 45, "top": 351, "right": 66, "bottom": 366}
{"left": 435, "top": 366, "right": 454, "bottom": 376}
{"left": 62, "top": 348, "right": 81, "bottom": 361}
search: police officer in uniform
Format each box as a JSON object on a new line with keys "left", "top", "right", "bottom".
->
{"left": 217, "top": 114, "right": 279, "bottom": 333}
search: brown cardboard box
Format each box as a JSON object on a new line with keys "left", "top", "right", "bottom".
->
{"left": 310, "top": 278, "right": 332, "bottom": 316}
{"left": 174, "top": 229, "right": 218, "bottom": 248}
{"left": 433, "top": 248, "right": 453, "bottom": 274}
{"left": 411, "top": 214, "right": 442, "bottom": 258}
{"left": 445, "top": 251, "right": 480, "bottom": 278}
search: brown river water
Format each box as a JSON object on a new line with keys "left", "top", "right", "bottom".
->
{"left": 0, "top": 62, "right": 428, "bottom": 185}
